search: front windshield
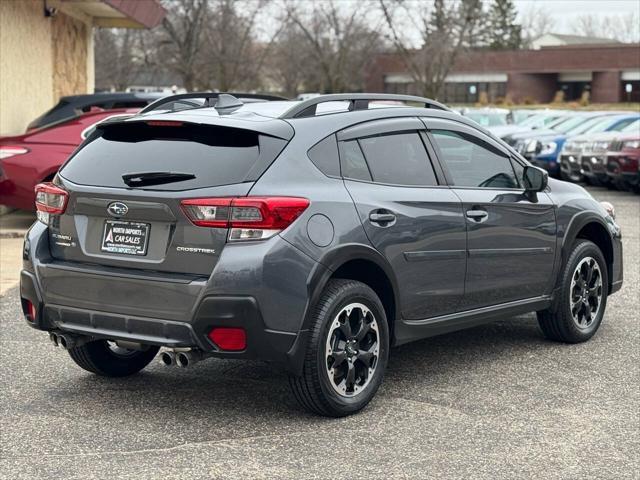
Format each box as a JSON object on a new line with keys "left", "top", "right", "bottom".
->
{"left": 518, "top": 114, "right": 550, "bottom": 127}
{"left": 568, "top": 116, "right": 614, "bottom": 135}
{"left": 465, "top": 112, "right": 508, "bottom": 127}
{"left": 547, "top": 115, "right": 576, "bottom": 132}
{"left": 581, "top": 117, "right": 630, "bottom": 135}
{"left": 622, "top": 119, "right": 640, "bottom": 133}
{"left": 553, "top": 116, "right": 592, "bottom": 134}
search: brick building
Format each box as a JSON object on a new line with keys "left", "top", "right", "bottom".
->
{"left": 366, "top": 43, "right": 640, "bottom": 104}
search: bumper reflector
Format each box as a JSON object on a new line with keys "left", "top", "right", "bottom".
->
{"left": 25, "top": 300, "right": 36, "bottom": 322}
{"left": 208, "top": 327, "right": 246, "bottom": 351}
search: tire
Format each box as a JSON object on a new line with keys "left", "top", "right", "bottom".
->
{"left": 289, "top": 279, "right": 390, "bottom": 417}
{"left": 68, "top": 340, "right": 160, "bottom": 377}
{"left": 537, "top": 240, "right": 608, "bottom": 343}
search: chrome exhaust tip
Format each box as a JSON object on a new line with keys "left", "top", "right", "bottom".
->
{"left": 49, "top": 332, "right": 59, "bottom": 347}
{"left": 57, "top": 333, "right": 71, "bottom": 349}
{"left": 175, "top": 351, "right": 190, "bottom": 368}
{"left": 160, "top": 351, "right": 176, "bottom": 366}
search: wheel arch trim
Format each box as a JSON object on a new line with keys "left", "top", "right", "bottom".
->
{"left": 560, "top": 211, "right": 615, "bottom": 291}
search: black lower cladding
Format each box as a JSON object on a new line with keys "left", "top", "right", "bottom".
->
{"left": 21, "top": 272, "right": 298, "bottom": 364}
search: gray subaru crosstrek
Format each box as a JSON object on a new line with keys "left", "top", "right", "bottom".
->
{"left": 20, "top": 93, "right": 623, "bottom": 417}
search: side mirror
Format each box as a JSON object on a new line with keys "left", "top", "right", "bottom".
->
{"left": 523, "top": 165, "right": 548, "bottom": 192}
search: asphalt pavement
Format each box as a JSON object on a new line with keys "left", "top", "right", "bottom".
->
{"left": 0, "top": 186, "right": 638, "bottom": 479}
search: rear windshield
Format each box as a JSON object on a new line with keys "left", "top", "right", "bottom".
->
{"left": 60, "top": 122, "right": 287, "bottom": 190}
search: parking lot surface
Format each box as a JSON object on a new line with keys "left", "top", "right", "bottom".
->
{"left": 0, "top": 186, "right": 638, "bottom": 480}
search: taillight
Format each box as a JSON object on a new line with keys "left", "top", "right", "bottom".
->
{"left": 34, "top": 182, "right": 68, "bottom": 223}
{"left": 208, "top": 327, "right": 246, "bottom": 351}
{"left": 0, "top": 146, "right": 29, "bottom": 160}
{"left": 181, "top": 197, "right": 309, "bottom": 241}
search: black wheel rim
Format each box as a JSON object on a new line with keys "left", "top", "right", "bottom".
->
{"left": 570, "top": 256, "right": 603, "bottom": 329}
{"left": 325, "top": 303, "right": 379, "bottom": 397}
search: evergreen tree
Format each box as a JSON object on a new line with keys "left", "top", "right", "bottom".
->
{"left": 488, "top": 0, "right": 522, "bottom": 49}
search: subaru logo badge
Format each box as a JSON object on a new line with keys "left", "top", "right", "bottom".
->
{"left": 107, "top": 201, "right": 128, "bottom": 217}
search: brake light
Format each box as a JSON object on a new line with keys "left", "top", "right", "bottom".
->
{"left": 146, "top": 120, "right": 183, "bottom": 127}
{"left": 181, "top": 197, "right": 309, "bottom": 241}
{"left": 34, "top": 182, "right": 68, "bottom": 223}
{"left": 0, "top": 146, "right": 29, "bottom": 160}
{"left": 208, "top": 327, "right": 246, "bottom": 351}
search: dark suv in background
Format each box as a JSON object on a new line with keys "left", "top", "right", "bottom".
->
{"left": 21, "top": 94, "right": 623, "bottom": 417}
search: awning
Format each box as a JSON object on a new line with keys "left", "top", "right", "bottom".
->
{"left": 61, "top": 0, "right": 166, "bottom": 29}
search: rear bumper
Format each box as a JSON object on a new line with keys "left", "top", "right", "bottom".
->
{"left": 19, "top": 276, "right": 297, "bottom": 363}
{"left": 20, "top": 222, "right": 323, "bottom": 372}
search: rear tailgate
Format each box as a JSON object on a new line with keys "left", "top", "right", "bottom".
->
{"left": 49, "top": 119, "right": 291, "bottom": 277}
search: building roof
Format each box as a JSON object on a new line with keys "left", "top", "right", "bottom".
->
{"left": 62, "top": 0, "right": 166, "bottom": 28}
{"left": 368, "top": 43, "right": 640, "bottom": 79}
{"left": 539, "top": 33, "right": 620, "bottom": 46}
{"left": 531, "top": 33, "right": 621, "bottom": 50}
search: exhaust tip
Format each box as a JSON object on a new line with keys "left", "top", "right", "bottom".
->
{"left": 58, "top": 335, "right": 68, "bottom": 349}
{"left": 160, "top": 351, "right": 176, "bottom": 366}
{"left": 49, "top": 332, "right": 59, "bottom": 347}
{"left": 176, "top": 352, "right": 189, "bottom": 368}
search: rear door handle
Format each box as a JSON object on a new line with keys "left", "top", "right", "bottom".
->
{"left": 466, "top": 210, "right": 488, "bottom": 222}
{"left": 369, "top": 211, "right": 396, "bottom": 224}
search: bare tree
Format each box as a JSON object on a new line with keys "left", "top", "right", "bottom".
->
{"left": 571, "top": 13, "right": 640, "bottom": 43}
{"left": 379, "top": 0, "right": 484, "bottom": 99}
{"left": 94, "top": 29, "right": 149, "bottom": 90}
{"left": 284, "top": 0, "right": 383, "bottom": 93}
{"left": 520, "top": 3, "right": 556, "bottom": 48}
{"left": 200, "top": 0, "right": 280, "bottom": 91}
{"left": 266, "top": 23, "right": 314, "bottom": 96}
{"left": 157, "top": 0, "right": 210, "bottom": 91}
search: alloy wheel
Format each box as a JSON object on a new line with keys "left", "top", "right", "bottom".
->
{"left": 325, "top": 303, "right": 379, "bottom": 397}
{"left": 570, "top": 257, "right": 603, "bottom": 328}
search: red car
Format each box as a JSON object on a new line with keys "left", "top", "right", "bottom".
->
{"left": 0, "top": 93, "right": 164, "bottom": 211}
{"left": 0, "top": 92, "right": 286, "bottom": 210}
{"left": 606, "top": 134, "right": 640, "bottom": 193}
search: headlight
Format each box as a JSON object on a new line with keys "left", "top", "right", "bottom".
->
{"left": 623, "top": 140, "right": 640, "bottom": 149}
{"left": 525, "top": 140, "right": 539, "bottom": 153}
{"left": 539, "top": 141, "right": 557, "bottom": 156}
{"left": 0, "top": 146, "right": 29, "bottom": 159}
{"left": 600, "top": 201, "right": 615, "bottom": 219}
{"left": 564, "top": 141, "right": 575, "bottom": 151}
{"left": 591, "top": 141, "right": 610, "bottom": 151}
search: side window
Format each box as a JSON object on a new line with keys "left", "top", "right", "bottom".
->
{"left": 308, "top": 135, "right": 340, "bottom": 177}
{"left": 358, "top": 132, "right": 438, "bottom": 186}
{"left": 339, "top": 140, "right": 372, "bottom": 181}
{"left": 430, "top": 129, "right": 519, "bottom": 189}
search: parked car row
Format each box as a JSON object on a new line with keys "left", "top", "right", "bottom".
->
{"left": 461, "top": 108, "right": 640, "bottom": 193}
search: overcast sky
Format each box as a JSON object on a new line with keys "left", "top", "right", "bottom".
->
{"left": 514, "top": 0, "right": 640, "bottom": 33}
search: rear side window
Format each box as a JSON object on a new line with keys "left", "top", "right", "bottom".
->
{"left": 60, "top": 122, "right": 287, "bottom": 190}
{"left": 340, "top": 140, "right": 372, "bottom": 181}
{"left": 430, "top": 129, "right": 518, "bottom": 189}
{"left": 308, "top": 135, "right": 340, "bottom": 177}
{"left": 358, "top": 132, "right": 437, "bottom": 186}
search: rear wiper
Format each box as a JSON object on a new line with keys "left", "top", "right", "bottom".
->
{"left": 122, "top": 172, "right": 196, "bottom": 187}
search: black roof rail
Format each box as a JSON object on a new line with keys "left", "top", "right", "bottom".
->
{"left": 139, "top": 92, "right": 288, "bottom": 114}
{"left": 279, "top": 93, "right": 451, "bottom": 119}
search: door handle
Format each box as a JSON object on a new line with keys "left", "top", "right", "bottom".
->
{"left": 466, "top": 210, "right": 488, "bottom": 222}
{"left": 369, "top": 211, "right": 396, "bottom": 224}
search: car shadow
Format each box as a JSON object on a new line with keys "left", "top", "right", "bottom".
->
{"left": 60, "top": 313, "right": 547, "bottom": 419}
